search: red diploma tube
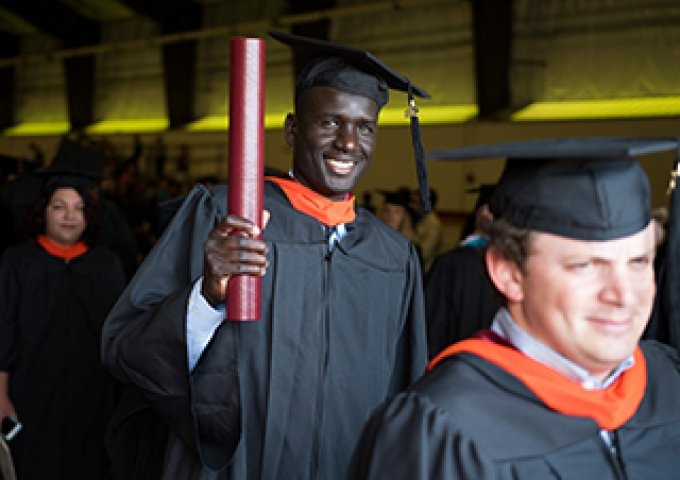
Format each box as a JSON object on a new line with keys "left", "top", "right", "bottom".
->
{"left": 227, "top": 37, "right": 265, "bottom": 321}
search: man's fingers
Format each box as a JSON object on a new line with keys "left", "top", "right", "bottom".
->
{"left": 215, "top": 214, "right": 262, "bottom": 236}
{"left": 206, "top": 234, "right": 268, "bottom": 255}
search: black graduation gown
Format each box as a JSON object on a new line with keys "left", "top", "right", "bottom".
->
{"left": 424, "top": 245, "right": 501, "bottom": 359}
{"left": 0, "top": 243, "right": 126, "bottom": 480}
{"left": 101, "top": 181, "right": 427, "bottom": 480}
{"left": 349, "top": 340, "right": 680, "bottom": 479}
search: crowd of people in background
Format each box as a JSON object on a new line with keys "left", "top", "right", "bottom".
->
{"left": 2, "top": 135, "right": 455, "bottom": 281}
{"left": 376, "top": 185, "right": 443, "bottom": 276}
{"left": 0, "top": 134, "right": 202, "bottom": 274}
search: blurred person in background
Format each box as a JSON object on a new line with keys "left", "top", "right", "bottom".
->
{"left": 412, "top": 187, "right": 442, "bottom": 276}
{"left": 379, "top": 186, "right": 419, "bottom": 245}
{"left": 424, "top": 185, "right": 500, "bottom": 358}
{"left": 0, "top": 168, "right": 126, "bottom": 480}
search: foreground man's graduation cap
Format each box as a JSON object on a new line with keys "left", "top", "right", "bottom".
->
{"left": 429, "top": 136, "right": 680, "bottom": 241}
{"left": 269, "top": 30, "right": 433, "bottom": 212}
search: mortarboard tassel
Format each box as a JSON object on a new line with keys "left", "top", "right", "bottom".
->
{"left": 407, "top": 85, "right": 431, "bottom": 213}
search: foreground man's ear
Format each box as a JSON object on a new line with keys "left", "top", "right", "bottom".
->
{"left": 486, "top": 247, "right": 524, "bottom": 303}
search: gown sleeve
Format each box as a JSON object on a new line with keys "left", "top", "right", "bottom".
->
{"left": 389, "top": 243, "right": 428, "bottom": 393}
{"left": 349, "top": 392, "right": 497, "bottom": 480}
{"left": 101, "top": 184, "right": 240, "bottom": 471}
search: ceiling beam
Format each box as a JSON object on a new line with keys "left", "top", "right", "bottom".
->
{"left": 0, "top": 0, "right": 449, "bottom": 67}
{"left": 472, "top": 0, "right": 513, "bottom": 120}
{"left": 1, "top": 0, "right": 100, "bottom": 130}
{"left": 1, "top": 0, "right": 99, "bottom": 47}
{"left": 0, "top": 32, "right": 19, "bottom": 130}
{"left": 119, "top": 0, "right": 202, "bottom": 128}
{"left": 283, "top": 0, "right": 337, "bottom": 83}
{"left": 117, "top": 0, "right": 201, "bottom": 33}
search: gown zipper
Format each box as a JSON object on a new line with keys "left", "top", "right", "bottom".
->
{"left": 310, "top": 228, "right": 333, "bottom": 477}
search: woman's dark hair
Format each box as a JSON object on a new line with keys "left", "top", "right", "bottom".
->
{"left": 23, "top": 182, "right": 102, "bottom": 247}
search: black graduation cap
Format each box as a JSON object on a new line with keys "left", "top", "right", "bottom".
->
{"left": 465, "top": 183, "right": 496, "bottom": 208}
{"left": 269, "top": 30, "right": 433, "bottom": 212}
{"left": 269, "top": 31, "right": 430, "bottom": 106}
{"left": 428, "top": 136, "right": 680, "bottom": 241}
{"left": 36, "top": 139, "right": 107, "bottom": 191}
{"left": 0, "top": 154, "right": 19, "bottom": 177}
{"left": 378, "top": 187, "right": 414, "bottom": 209}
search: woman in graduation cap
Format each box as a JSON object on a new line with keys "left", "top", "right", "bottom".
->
{"left": 100, "top": 32, "right": 430, "bottom": 480}
{"left": 350, "top": 137, "right": 680, "bottom": 479}
{"left": 0, "top": 173, "right": 126, "bottom": 480}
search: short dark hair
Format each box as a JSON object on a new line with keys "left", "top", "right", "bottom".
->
{"left": 478, "top": 215, "right": 534, "bottom": 274}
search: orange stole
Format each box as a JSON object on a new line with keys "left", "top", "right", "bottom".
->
{"left": 429, "top": 338, "right": 646, "bottom": 430}
{"left": 266, "top": 177, "right": 355, "bottom": 226}
{"left": 37, "top": 235, "right": 88, "bottom": 261}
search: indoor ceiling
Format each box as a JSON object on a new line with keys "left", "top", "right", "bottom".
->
{"left": 0, "top": 0, "right": 336, "bottom": 53}
{"left": 0, "top": 0, "right": 386, "bottom": 133}
{"left": 2, "top": 0, "right": 679, "bottom": 135}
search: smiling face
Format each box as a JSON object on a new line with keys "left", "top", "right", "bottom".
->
{"left": 285, "top": 86, "right": 379, "bottom": 200}
{"left": 489, "top": 223, "right": 657, "bottom": 379}
{"left": 44, "top": 187, "right": 87, "bottom": 246}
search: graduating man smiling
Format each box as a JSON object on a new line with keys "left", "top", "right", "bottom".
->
{"left": 102, "top": 31, "right": 429, "bottom": 480}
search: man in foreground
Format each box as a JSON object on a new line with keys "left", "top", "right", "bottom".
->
{"left": 350, "top": 137, "right": 680, "bottom": 479}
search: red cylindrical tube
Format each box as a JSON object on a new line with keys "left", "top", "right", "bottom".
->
{"left": 227, "top": 37, "right": 265, "bottom": 321}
